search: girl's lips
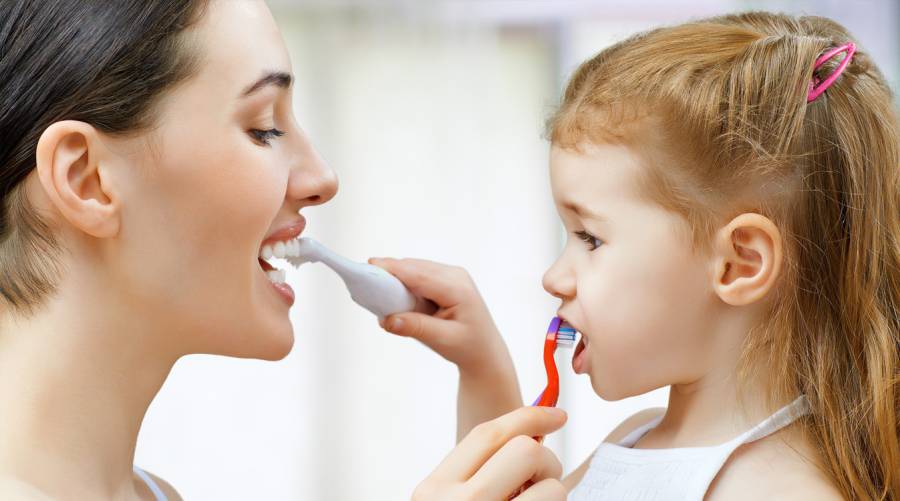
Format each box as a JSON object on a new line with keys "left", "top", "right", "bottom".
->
{"left": 572, "top": 334, "right": 589, "bottom": 374}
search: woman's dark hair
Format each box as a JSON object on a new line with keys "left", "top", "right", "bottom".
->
{"left": 0, "top": 0, "right": 209, "bottom": 315}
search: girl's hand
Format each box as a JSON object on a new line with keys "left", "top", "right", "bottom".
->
{"left": 368, "top": 257, "right": 510, "bottom": 375}
{"left": 412, "top": 406, "right": 568, "bottom": 501}
{"left": 368, "top": 257, "right": 524, "bottom": 440}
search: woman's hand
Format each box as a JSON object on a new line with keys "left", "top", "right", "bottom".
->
{"left": 368, "top": 257, "right": 523, "bottom": 439}
{"left": 412, "top": 406, "right": 568, "bottom": 501}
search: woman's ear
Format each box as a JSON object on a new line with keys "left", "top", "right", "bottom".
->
{"left": 35, "top": 120, "right": 120, "bottom": 238}
{"left": 711, "top": 212, "right": 783, "bottom": 306}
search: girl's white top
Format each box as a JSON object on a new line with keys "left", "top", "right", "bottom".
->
{"left": 569, "top": 395, "right": 809, "bottom": 500}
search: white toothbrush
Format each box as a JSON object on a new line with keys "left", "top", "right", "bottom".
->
{"left": 285, "top": 237, "right": 435, "bottom": 319}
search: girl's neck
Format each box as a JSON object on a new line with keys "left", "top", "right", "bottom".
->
{"left": 0, "top": 272, "right": 176, "bottom": 499}
{"left": 652, "top": 365, "right": 776, "bottom": 447}
{"left": 644, "top": 314, "right": 793, "bottom": 449}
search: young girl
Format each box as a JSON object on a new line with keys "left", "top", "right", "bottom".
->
{"left": 372, "top": 11, "right": 899, "bottom": 500}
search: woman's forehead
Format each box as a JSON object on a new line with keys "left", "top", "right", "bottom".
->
{"left": 190, "top": 0, "right": 292, "bottom": 100}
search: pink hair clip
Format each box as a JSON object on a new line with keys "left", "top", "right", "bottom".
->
{"left": 807, "top": 42, "right": 856, "bottom": 103}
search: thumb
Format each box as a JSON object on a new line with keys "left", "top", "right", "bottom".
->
{"left": 381, "top": 312, "right": 450, "bottom": 351}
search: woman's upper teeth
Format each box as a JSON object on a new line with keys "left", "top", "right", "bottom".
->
{"left": 260, "top": 238, "right": 301, "bottom": 260}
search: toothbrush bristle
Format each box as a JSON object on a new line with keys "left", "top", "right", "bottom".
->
{"left": 555, "top": 326, "right": 577, "bottom": 347}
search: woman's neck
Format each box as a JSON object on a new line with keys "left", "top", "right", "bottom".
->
{"left": 0, "top": 272, "right": 177, "bottom": 499}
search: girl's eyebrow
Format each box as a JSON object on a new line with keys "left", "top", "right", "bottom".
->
{"left": 563, "top": 201, "right": 608, "bottom": 222}
{"left": 240, "top": 71, "right": 293, "bottom": 98}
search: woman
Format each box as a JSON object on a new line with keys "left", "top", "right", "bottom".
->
{"left": 0, "top": 1, "right": 566, "bottom": 499}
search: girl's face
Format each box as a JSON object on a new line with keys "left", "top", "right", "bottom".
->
{"left": 543, "top": 144, "right": 720, "bottom": 400}
{"left": 101, "top": 0, "right": 337, "bottom": 360}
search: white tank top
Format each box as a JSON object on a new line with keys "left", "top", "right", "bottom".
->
{"left": 569, "top": 395, "right": 809, "bottom": 500}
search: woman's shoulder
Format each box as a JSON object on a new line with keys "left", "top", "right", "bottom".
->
{"left": 562, "top": 406, "right": 667, "bottom": 491}
{"left": 134, "top": 469, "right": 183, "bottom": 501}
{"left": 707, "top": 428, "right": 844, "bottom": 501}
{"left": 0, "top": 470, "right": 182, "bottom": 500}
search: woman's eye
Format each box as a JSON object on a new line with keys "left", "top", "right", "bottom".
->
{"left": 574, "top": 230, "right": 603, "bottom": 251}
{"left": 248, "top": 128, "right": 286, "bottom": 146}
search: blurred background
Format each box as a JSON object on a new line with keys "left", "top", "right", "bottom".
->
{"left": 135, "top": 0, "right": 899, "bottom": 499}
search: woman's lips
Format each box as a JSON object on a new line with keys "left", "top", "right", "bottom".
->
{"left": 258, "top": 217, "right": 305, "bottom": 308}
{"left": 260, "top": 217, "right": 307, "bottom": 250}
{"left": 269, "top": 280, "right": 295, "bottom": 306}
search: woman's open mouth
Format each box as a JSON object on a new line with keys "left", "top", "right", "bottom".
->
{"left": 257, "top": 219, "right": 307, "bottom": 306}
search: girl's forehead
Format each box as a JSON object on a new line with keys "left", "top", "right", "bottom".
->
{"left": 549, "top": 143, "right": 643, "bottom": 209}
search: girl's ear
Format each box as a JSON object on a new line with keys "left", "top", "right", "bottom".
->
{"left": 711, "top": 212, "right": 783, "bottom": 306}
{"left": 34, "top": 120, "right": 121, "bottom": 239}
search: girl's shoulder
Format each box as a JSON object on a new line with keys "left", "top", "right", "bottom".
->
{"left": 0, "top": 476, "right": 55, "bottom": 500}
{"left": 707, "top": 427, "right": 844, "bottom": 501}
{"left": 562, "top": 406, "right": 667, "bottom": 491}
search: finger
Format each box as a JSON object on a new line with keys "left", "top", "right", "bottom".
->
{"left": 467, "top": 435, "right": 562, "bottom": 499}
{"left": 368, "top": 257, "right": 470, "bottom": 306}
{"left": 433, "top": 406, "right": 567, "bottom": 482}
{"left": 380, "top": 312, "right": 453, "bottom": 351}
{"left": 511, "top": 478, "right": 567, "bottom": 501}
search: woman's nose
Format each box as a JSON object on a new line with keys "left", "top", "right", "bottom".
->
{"left": 287, "top": 140, "right": 338, "bottom": 208}
{"left": 542, "top": 257, "right": 576, "bottom": 300}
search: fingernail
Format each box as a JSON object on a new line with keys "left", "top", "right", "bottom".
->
{"left": 538, "top": 406, "right": 565, "bottom": 417}
{"left": 389, "top": 318, "right": 404, "bottom": 331}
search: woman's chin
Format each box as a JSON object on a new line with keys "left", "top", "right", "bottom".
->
{"left": 248, "top": 324, "right": 295, "bottom": 361}
{"left": 208, "top": 318, "right": 296, "bottom": 361}
{"left": 259, "top": 332, "right": 295, "bottom": 361}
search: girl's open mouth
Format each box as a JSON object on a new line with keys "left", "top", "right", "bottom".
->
{"left": 573, "top": 332, "right": 589, "bottom": 374}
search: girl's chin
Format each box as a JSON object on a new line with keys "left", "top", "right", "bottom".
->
{"left": 590, "top": 374, "right": 635, "bottom": 402}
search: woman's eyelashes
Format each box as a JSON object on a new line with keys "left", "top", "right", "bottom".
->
{"left": 574, "top": 230, "right": 603, "bottom": 251}
{"left": 248, "top": 127, "right": 286, "bottom": 146}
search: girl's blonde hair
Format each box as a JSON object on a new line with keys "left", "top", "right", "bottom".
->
{"left": 549, "top": 11, "right": 899, "bottom": 500}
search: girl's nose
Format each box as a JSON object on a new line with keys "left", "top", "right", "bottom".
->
{"left": 542, "top": 257, "right": 576, "bottom": 300}
{"left": 287, "top": 139, "right": 338, "bottom": 208}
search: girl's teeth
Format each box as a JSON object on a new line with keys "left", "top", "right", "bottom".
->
{"left": 261, "top": 245, "right": 274, "bottom": 260}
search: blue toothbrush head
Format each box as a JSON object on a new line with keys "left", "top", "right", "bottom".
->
{"left": 555, "top": 322, "right": 577, "bottom": 348}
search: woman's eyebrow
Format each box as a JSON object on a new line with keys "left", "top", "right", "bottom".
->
{"left": 240, "top": 71, "right": 293, "bottom": 98}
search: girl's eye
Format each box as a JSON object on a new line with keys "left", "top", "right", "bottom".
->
{"left": 248, "top": 128, "right": 286, "bottom": 146}
{"left": 574, "top": 230, "right": 603, "bottom": 251}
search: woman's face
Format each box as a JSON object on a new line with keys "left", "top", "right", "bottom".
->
{"left": 543, "top": 143, "right": 720, "bottom": 400}
{"left": 104, "top": 0, "right": 337, "bottom": 360}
